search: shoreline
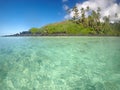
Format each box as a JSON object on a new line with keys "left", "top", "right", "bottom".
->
{"left": 2, "top": 34, "right": 120, "bottom": 37}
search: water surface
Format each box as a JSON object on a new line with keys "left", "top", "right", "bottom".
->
{"left": 0, "top": 36, "right": 120, "bottom": 90}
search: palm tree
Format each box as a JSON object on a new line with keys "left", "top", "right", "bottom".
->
{"left": 66, "top": 8, "right": 71, "bottom": 15}
{"left": 97, "top": 7, "right": 101, "bottom": 24}
{"left": 115, "top": 13, "right": 118, "bottom": 18}
{"left": 95, "top": 7, "right": 101, "bottom": 32}
{"left": 103, "top": 15, "right": 110, "bottom": 33}
{"left": 103, "top": 15, "right": 110, "bottom": 23}
{"left": 91, "top": 10, "right": 97, "bottom": 26}
{"left": 86, "top": 6, "right": 90, "bottom": 26}
{"left": 114, "top": 13, "right": 118, "bottom": 23}
{"left": 72, "top": 6, "right": 79, "bottom": 21}
{"left": 86, "top": 6, "right": 90, "bottom": 12}
{"left": 81, "top": 7, "right": 85, "bottom": 23}
{"left": 91, "top": 10, "right": 102, "bottom": 33}
{"left": 88, "top": 15, "right": 93, "bottom": 27}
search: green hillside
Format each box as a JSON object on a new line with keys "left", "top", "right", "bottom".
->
{"left": 29, "top": 20, "right": 120, "bottom": 36}
{"left": 23, "top": 6, "right": 120, "bottom": 36}
{"left": 39, "top": 20, "right": 95, "bottom": 35}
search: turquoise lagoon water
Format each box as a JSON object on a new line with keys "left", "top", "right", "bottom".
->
{"left": 0, "top": 36, "right": 120, "bottom": 90}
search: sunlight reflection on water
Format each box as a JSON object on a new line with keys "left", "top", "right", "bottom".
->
{"left": 0, "top": 37, "right": 120, "bottom": 90}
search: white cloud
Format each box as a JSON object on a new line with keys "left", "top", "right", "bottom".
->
{"left": 64, "top": 0, "right": 120, "bottom": 22}
{"left": 62, "top": 0, "right": 68, "bottom": 2}
{"left": 63, "top": 4, "right": 69, "bottom": 10}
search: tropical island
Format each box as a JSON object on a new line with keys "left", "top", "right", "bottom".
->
{"left": 4, "top": 6, "right": 120, "bottom": 36}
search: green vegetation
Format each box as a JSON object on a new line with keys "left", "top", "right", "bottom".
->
{"left": 27, "top": 6, "right": 120, "bottom": 36}
{"left": 29, "top": 21, "right": 94, "bottom": 35}
{"left": 28, "top": 22, "right": 120, "bottom": 36}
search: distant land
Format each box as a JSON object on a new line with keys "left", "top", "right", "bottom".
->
{"left": 3, "top": 6, "right": 120, "bottom": 37}
{"left": 3, "top": 20, "right": 120, "bottom": 37}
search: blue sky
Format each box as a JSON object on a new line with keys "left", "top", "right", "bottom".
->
{"left": 0, "top": 0, "right": 81, "bottom": 35}
{"left": 0, "top": 0, "right": 119, "bottom": 35}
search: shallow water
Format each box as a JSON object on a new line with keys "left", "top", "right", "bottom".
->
{"left": 0, "top": 36, "right": 120, "bottom": 90}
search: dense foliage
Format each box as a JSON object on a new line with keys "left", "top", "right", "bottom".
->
{"left": 26, "top": 6, "right": 120, "bottom": 36}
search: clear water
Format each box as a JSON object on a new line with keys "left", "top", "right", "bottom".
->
{"left": 0, "top": 36, "right": 120, "bottom": 90}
